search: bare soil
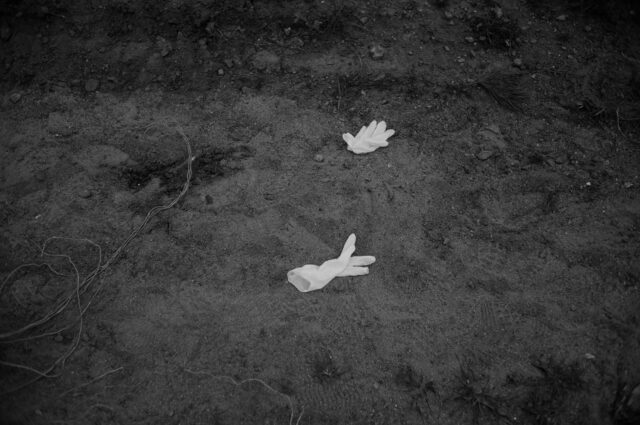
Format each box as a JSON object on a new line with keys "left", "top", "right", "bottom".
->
{"left": 1, "top": 1, "right": 640, "bottom": 424}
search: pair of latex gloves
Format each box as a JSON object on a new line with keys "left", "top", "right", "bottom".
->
{"left": 287, "top": 121, "right": 393, "bottom": 292}
{"left": 287, "top": 234, "right": 375, "bottom": 292}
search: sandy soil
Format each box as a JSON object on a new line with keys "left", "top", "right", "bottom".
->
{"left": 1, "top": 1, "right": 640, "bottom": 424}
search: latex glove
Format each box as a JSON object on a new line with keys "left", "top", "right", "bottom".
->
{"left": 343, "top": 120, "right": 395, "bottom": 154}
{"left": 287, "top": 234, "right": 376, "bottom": 292}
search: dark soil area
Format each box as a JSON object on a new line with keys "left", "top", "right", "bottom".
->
{"left": 1, "top": 1, "right": 640, "bottom": 424}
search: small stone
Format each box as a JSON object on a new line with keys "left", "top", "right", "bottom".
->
{"left": 554, "top": 152, "right": 568, "bottom": 164}
{"left": 585, "top": 25, "right": 592, "bottom": 32}
{"left": 205, "top": 21, "right": 216, "bottom": 35}
{"left": 476, "top": 150, "right": 494, "bottom": 160}
{"left": 224, "top": 58, "right": 233, "bottom": 68}
{"left": 217, "top": 68, "right": 224, "bottom": 76}
{"left": 78, "top": 189, "right": 92, "bottom": 198}
{"left": 0, "top": 24, "right": 11, "bottom": 41}
{"left": 314, "top": 154, "right": 324, "bottom": 162}
{"left": 464, "top": 36, "right": 474, "bottom": 43}
{"left": 444, "top": 11, "right": 453, "bottom": 19}
{"left": 252, "top": 50, "right": 281, "bottom": 72}
{"left": 9, "top": 92, "right": 21, "bottom": 103}
{"left": 556, "top": 14, "right": 568, "bottom": 21}
{"left": 156, "top": 36, "right": 172, "bottom": 57}
{"left": 513, "top": 58, "right": 523, "bottom": 67}
{"left": 84, "top": 78, "right": 99, "bottom": 92}
{"left": 444, "top": 46, "right": 451, "bottom": 52}
{"left": 369, "top": 44, "right": 385, "bottom": 60}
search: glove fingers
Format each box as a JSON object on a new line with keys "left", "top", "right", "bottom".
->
{"left": 338, "top": 234, "right": 357, "bottom": 261}
{"left": 337, "top": 266, "right": 370, "bottom": 277}
{"left": 342, "top": 133, "right": 355, "bottom": 145}
{"left": 348, "top": 255, "right": 376, "bottom": 266}
{"left": 372, "top": 121, "right": 387, "bottom": 136}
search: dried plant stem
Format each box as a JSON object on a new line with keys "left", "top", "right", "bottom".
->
{"left": 0, "top": 124, "right": 193, "bottom": 394}
{"left": 185, "top": 369, "right": 304, "bottom": 425}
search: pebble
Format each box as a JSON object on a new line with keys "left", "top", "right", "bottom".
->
{"left": 314, "top": 154, "right": 324, "bottom": 163}
{"left": 444, "top": 11, "right": 453, "bottom": 19}
{"left": 476, "top": 150, "right": 494, "bottom": 160}
{"left": 224, "top": 58, "right": 233, "bottom": 68}
{"left": 156, "top": 36, "right": 172, "bottom": 57}
{"left": 444, "top": 46, "right": 451, "bottom": 52}
{"left": 84, "top": 78, "right": 99, "bottom": 92}
{"left": 556, "top": 14, "right": 568, "bottom": 21}
{"left": 513, "top": 58, "right": 523, "bottom": 67}
{"left": 369, "top": 44, "right": 385, "bottom": 60}
{"left": 464, "top": 36, "right": 474, "bottom": 43}
{"left": 585, "top": 25, "right": 592, "bottom": 32}
{"left": 252, "top": 50, "right": 281, "bottom": 72}
{"left": 217, "top": 68, "right": 224, "bottom": 76}
{"left": 78, "top": 189, "right": 92, "bottom": 198}
{"left": 9, "top": 92, "right": 21, "bottom": 103}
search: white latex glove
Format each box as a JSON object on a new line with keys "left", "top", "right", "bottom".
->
{"left": 287, "top": 234, "right": 376, "bottom": 292}
{"left": 343, "top": 120, "right": 395, "bottom": 154}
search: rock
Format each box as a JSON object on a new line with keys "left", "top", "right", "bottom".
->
{"left": 369, "top": 44, "right": 385, "bottom": 60}
{"left": 224, "top": 58, "right": 233, "bottom": 68}
{"left": 553, "top": 152, "right": 568, "bottom": 164}
{"left": 585, "top": 25, "right": 592, "bottom": 32}
{"left": 0, "top": 24, "right": 11, "bottom": 41}
{"left": 314, "top": 154, "right": 324, "bottom": 162}
{"left": 444, "top": 11, "right": 453, "bottom": 19}
{"left": 217, "top": 68, "right": 224, "bottom": 76}
{"left": 9, "top": 92, "right": 21, "bottom": 103}
{"left": 252, "top": 50, "right": 281, "bottom": 72}
{"left": 47, "top": 112, "right": 74, "bottom": 136}
{"left": 513, "top": 58, "right": 523, "bottom": 68}
{"left": 84, "top": 79, "right": 99, "bottom": 92}
{"left": 74, "top": 145, "right": 134, "bottom": 175}
{"left": 464, "top": 36, "right": 475, "bottom": 43}
{"left": 205, "top": 21, "right": 216, "bottom": 35}
{"left": 476, "top": 150, "right": 494, "bottom": 160}
{"left": 477, "top": 126, "right": 507, "bottom": 150}
{"left": 556, "top": 14, "right": 568, "bottom": 21}
{"left": 156, "top": 36, "right": 172, "bottom": 57}
{"left": 78, "top": 189, "right": 92, "bottom": 198}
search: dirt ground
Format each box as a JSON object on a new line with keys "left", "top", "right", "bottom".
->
{"left": 1, "top": 0, "right": 640, "bottom": 424}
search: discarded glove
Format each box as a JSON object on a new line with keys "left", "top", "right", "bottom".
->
{"left": 287, "top": 234, "right": 376, "bottom": 292}
{"left": 343, "top": 120, "right": 395, "bottom": 154}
